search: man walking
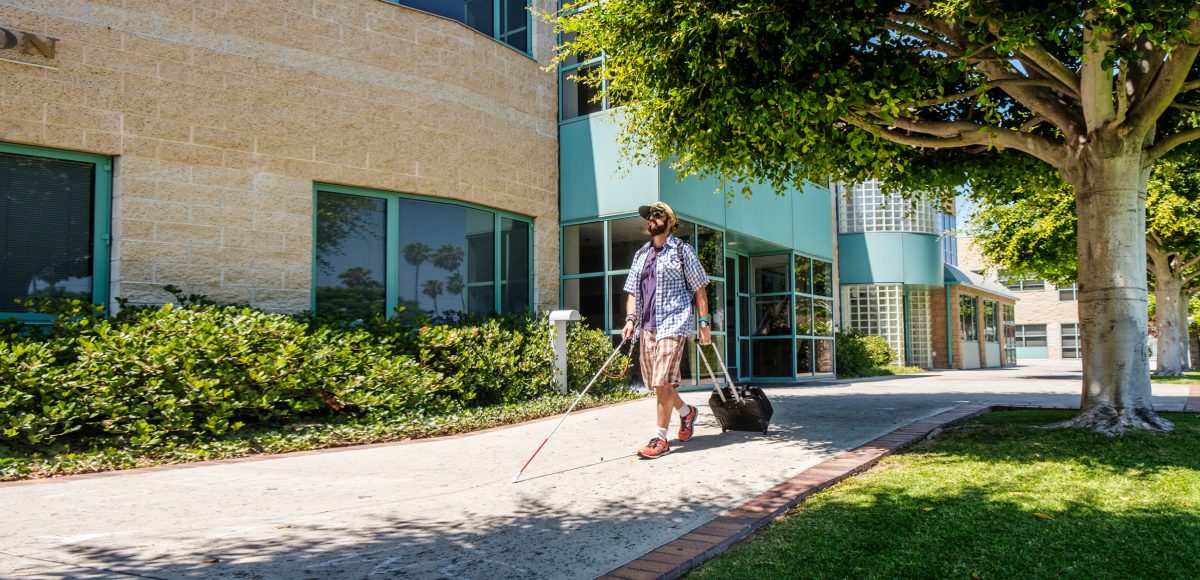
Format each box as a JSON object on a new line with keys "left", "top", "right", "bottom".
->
{"left": 621, "top": 201, "right": 711, "bottom": 459}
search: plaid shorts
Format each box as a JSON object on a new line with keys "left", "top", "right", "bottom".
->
{"left": 639, "top": 329, "right": 687, "bottom": 389}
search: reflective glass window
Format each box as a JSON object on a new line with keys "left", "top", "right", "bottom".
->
{"left": 563, "top": 276, "right": 604, "bottom": 329}
{"left": 960, "top": 295, "right": 978, "bottom": 341}
{"left": 315, "top": 192, "right": 387, "bottom": 320}
{"left": 0, "top": 151, "right": 98, "bottom": 313}
{"left": 794, "top": 255, "right": 812, "bottom": 295}
{"left": 500, "top": 217, "right": 530, "bottom": 313}
{"left": 608, "top": 216, "right": 646, "bottom": 272}
{"left": 561, "top": 63, "right": 602, "bottom": 120}
{"left": 752, "top": 339, "right": 792, "bottom": 377}
{"left": 697, "top": 225, "right": 724, "bottom": 277}
{"left": 563, "top": 222, "right": 604, "bottom": 275}
{"left": 751, "top": 255, "right": 790, "bottom": 294}
{"left": 812, "top": 259, "right": 834, "bottom": 297}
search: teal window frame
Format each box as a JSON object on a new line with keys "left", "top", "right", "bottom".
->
{"left": 0, "top": 141, "right": 112, "bottom": 324}
{"left": 1058, "top": 283, "right": 1077, "bottom": 301}
{"left": 557, "top": 4, "right": 608, "bottom": 122}
{"left": 311, "top": 183, "right": 534, "bottom": 318}
{"left": 793, "top": 252, "right": 836, "bottom": 377}
{"left": 385, "top": 0, "right": 532, "bottom": 56}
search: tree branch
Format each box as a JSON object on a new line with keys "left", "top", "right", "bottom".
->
{"left": 1080, "top": 27, "right": 1116, "bottom": 132}
{"left": 1128, "top": 17, "right": 1200, "bottom": 133}
{"left": 1181, "top": 252, "right": 1200, "bottom": 275}
{"left": 885, "top": 20, "right": 961, "bottom": 57}
{"left": 873, "top": 79, "right": 1064, "bottom": 113}
{"left": 1181, "top": 79, "right": 1200, "bottom": 93}
{"left": 1115, "top": 62, "right": 1130, "bottom": 126}
{"left": 982, "top": 17, "right": 1081, "bottom": 98}
{"left": 1147, "top": 127, "right": 1200, "bottom": 161}
{"left": 848, "top": 115, "right": 1066, "bottom": 169}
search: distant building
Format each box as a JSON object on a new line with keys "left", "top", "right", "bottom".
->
{"left": 957, "top": 236, "right": 1079, "bottom": 361}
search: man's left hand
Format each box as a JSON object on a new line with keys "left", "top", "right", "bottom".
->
{"left": 698, "top": 326, "right": 712, "bottom": 345}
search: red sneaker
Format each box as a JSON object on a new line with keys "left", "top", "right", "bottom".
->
{"left": 637, "top": 438, "right": 670, "bottom": 459}
{"left": 678, "top": 405, "right": 697, "bottom": 442}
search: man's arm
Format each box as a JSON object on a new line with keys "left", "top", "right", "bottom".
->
{"left": 622, "top": 293, "right": 637, "bottom": 340}
{"left": 694, "top": 286, "right": 712, "bottom": 345}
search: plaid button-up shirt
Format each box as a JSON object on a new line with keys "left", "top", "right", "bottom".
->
{"left": 623, "top": 235, "right": 709, "bottom": 338}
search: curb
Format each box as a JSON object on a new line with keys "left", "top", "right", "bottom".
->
{"left": 0, "top": 395, "right": 651, "bottom": 488}
{"left": 598, "top": 398, "right": 1200, "bottom": 580}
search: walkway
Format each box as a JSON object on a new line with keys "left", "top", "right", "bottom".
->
{"left": 1, "top": 361, "right": 1193, "bottom": 579}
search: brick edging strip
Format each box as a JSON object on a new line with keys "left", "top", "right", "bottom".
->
{"left": 601, "top": 396, "right": 1200, "bottom": 580}
{"left": 598, "top": 403, "right": 988, "bottom": 580}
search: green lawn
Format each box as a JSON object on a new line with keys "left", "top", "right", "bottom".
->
{"left": 692, "top": 410, "right": 1200, "bottom": 579}
{"left": 1152, "top": 370, "right": 1200, "bottom": 384}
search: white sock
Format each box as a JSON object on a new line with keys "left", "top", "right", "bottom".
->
{"left": 655, "top": 427, "right": 668, "bottom": 440}
{"left": 678, "top": 403, "right": 692, "bottom": 416}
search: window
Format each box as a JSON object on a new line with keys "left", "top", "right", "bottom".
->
{"left": 1003, "top": 304, "right": 1017, "bottom": 363}
{"left": 1001, "top": 273, "right": 1045, "bottom": 291}
{"left": 391, "top": 1, "right": 531, "bottom": 54}
{"left": 940, "top": 213, "right": 958, "bottom": 265}
{"left": 837, "top": 179, "right": 938, "bottom": 234}
{"left": 960, "top": 295, "right": 978, "bottom": 341}
{"left": 1, "top": 144, "right": 111, "bottom": 321}
{"left": 314, "top": 185, "right": 531, "bottom": 321}
{"left": 559, "top": 25, "right": 607, "bottom": 120}
{"left": 983, "top": 300, "right": 999, "bottom": 342}
{"left": 1061, "top": 323, "right": 1081, "bottom": 358}
{"left": 1015, "top": 324, "right": 1048, "bottom": 347}
{"left": 1059, "top": 283, "right": 1077, "bottom": 301}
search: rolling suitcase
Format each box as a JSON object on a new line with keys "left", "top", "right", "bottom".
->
{"left": 698, "top": 341, "right": 773, "bottom": 434}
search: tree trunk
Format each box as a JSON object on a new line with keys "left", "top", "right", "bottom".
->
{"left": 1179, "top": 291, "right": 1193, "bottom": 371}
{"left": 1059, "top": 151, "right": 1172, "bottom": 434}
{"left": 1152, "top": 273, "right": 1186, "bottom": 377}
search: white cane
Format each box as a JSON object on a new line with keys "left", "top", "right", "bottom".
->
{"left": 511, "top": 335, "right": 633, "bottom": 483}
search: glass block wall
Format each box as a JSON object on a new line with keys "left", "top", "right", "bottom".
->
{"left": 841, "top": 284, "right": 906, "bottom": 364}
{"left": 837, "top": 179, "right": 938, "bottom": 234}
{"left": 908, "top": 290, "right": 933, "bottom": 368}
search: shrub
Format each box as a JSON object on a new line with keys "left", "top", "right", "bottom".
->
{"left": 392, "top": 317, "right": 558, "bottom": 406}
{"left": 0, "top": 303, "right": 445, "bottom": 447}
{"left": 836, "top": 331, "right": 897, "bottom": 377}
{"left": 566, "top": 323, "right": 631, "bottom": 395}
{"left": 1, "top": 296, "right": 635, "bottom": 450}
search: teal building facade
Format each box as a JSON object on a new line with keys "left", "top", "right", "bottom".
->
{"left": 558, "top": 112, "right": 838, "bottom": 386}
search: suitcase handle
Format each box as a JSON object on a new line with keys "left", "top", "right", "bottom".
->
{"left": 697, "top": 339, "right": 742, "bottom": 404}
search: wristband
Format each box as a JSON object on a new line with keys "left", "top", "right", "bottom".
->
{"left": 697, "top": 316, "right": 710, "bottom": 322}
{"left": 625, "top": 314, "right": 636, "bottom": 322}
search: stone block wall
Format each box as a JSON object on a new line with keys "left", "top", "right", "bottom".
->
{"left": 0, "top": 0, "right": 559, "bottom": 313}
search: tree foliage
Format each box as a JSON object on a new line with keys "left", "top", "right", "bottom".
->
{"left": 557, "top": 0, "right": 1200, "bottom": 198}
{"left": 969, "top": 153, "right": 1200, "bottom": 293}
{"left": 556, "top": 0, "right": 1200, "bottom": 432}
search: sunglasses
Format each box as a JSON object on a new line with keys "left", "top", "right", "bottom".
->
{"left": 647, "top": 210, "right": 666, "bottom": 220}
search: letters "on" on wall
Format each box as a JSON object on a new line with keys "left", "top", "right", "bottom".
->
{"left": 1, "top": 27, "right": 57, "bottom": 59}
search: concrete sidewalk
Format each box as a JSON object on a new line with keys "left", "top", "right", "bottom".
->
{"left": 1, "top": 361, "right": 1194, "bottom": 579}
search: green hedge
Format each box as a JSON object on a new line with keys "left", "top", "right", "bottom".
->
{"left": 835, "top": 330, "right": 897, "bottom": 377}
{"left": 0, "top": 299, "right": 628, "bottom": 449}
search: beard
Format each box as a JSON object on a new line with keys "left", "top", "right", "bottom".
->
{"left": 648, "top": 221, "right": 669, "bottom": 235}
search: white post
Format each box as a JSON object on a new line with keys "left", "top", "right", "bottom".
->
{"left": 548, "top": 310, "right": 581, "bottom": 393}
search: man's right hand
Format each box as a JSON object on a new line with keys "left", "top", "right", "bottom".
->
{"left": 622, "top": 320, "right": 635, "bottom": 341}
